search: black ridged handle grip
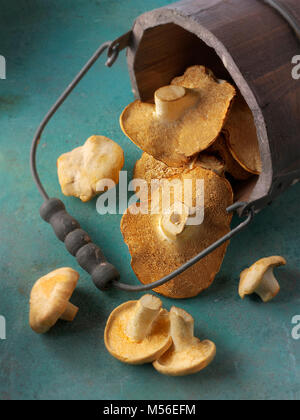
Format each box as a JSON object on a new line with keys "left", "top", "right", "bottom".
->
{"left": 40, "top": 198, "right": 119, "bottom": 290}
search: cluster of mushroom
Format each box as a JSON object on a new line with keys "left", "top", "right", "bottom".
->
{"left": 121, "top": 65, "right": 261, "bottom": 174}
{"left": 29, "top": 64, "right": 286, "bottom": 339}
{"left": 53, "top": 65, "right": 264, "bottom": 300}
{"left": 119, "top": 65, "right": 262, "bottom": 299}
{"left": 28, "top": 255, "right": 286, "bottom": 335}
{"left": 104, "top": 294, "right": 216, "bottom": 376}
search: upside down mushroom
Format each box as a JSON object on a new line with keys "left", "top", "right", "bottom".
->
{"left": 171, "top": 67, "right": 259, "bottom": 178}
{"left": 57, "top": 135, "right": 124, "bottom": 202}
{"left": 104, "top": 294, "right": 172, "bottom": 364}
{"left": 121, "top": 166, "right": 233, "bottom": 299}
{"left": 120, "top": 66, "right": 235, "bottom": 167}
{"left": 29, "top": 267, "right": 79, "bottom": 334}
{"left": 239, "top": 256, "right": 287, "bottom": 302}
{"left": 153, "top": 307, "right": 216, "bottom": 376}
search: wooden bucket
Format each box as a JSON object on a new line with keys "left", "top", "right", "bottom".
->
{"left": 125, "top": 0, "right": 300, "bottom": 212}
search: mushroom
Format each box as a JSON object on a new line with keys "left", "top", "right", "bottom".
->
{"left": 171, "top": 69, "right": 255, "bottom": 179}
{"left": 120, "top": 66, "right": 235, "bottom": 167}
{"left": 29, "top": 267, "right": 79, "bottom": 334}
{"left": 153, "top": 307, "right": 216, "bottom": 376}
{"left": 133, "top": 151, "right": 225, "bottom": 199}
{"left": 121, "top": 166, "right": 233, "bottom": 298}
{"left": 223, "top": 94, "right": 262, "bottom": 175}
{"left": 57, "top": 135, "right": 124, "bottom": 202}
{"left": 104, "top": 294, "right": 172, "bottom": 364}
{"left": 239, "top": 256, "right": 286, "bottom": 302}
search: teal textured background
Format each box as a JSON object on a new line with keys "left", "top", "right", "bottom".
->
{"left": 0, "top": 0, "right": 299, "bottom": 400}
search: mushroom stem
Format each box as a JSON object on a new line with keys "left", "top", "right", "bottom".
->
{"left": 170, "top": 307, "right": 195, "bottom": 352}
{"left": 160, "top": 201, "right": 189, "bottom": 241}
{"left": 126, "top": 295, "right": 162, "bottom": 342}
{"left": 155, "top": 85, "right": 198, "bottom": 122}
{"left": 60, "top": 302, "right": 79, "bottom": 321}
{"left": 254, "top": 268, "right": 280, "bottom": 303}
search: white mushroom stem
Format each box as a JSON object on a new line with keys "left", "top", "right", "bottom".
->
{"left": 160, "top": 201, "right": 189, "bottom": 241}
{"left": 126, "top": 295, "right": 162, "bottom": 342}
{"left": 60, "top": 302, "right": 79, "bottom": 321}
{"left": 170, "top": 307, "right": 195, "bottom": 352}
{"left": 254, "top": 268, "right": 280, "bottom": 303}
{"left": 155, "top": 85, "right": 198, "bottom": 122}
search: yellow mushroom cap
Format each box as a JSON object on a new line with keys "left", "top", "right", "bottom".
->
{"left": 239, "top": 256, "right": 286, "bottom": 302}
{"left": 153, "top": 307, "right": 216, "bottom": 376}
{"left": 104, "top": 295, "right": 172, "bottom": 365}
{"left": 120, "top": 66, "right": 235, "bottom": 167}
{"left": 57, "top": 135, "right": 124, "bottom": 202}
{"left": 121, "top": 166, "right": 233, "bottom": 299}
{"left": 223, "top": 94, "right": 262, "bottom": 175}
{"left": 29, "top": 267, "right": 79, "bottom": 334}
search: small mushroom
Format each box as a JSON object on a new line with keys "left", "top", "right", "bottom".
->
{"left": 121, "top": 166, "right": 233, "bottom": 298}
{"left": 223, "top": 94, "right": 262, "bottom": 174}
{"left": 104, "top": 294, "right": 172, "bottom": 365}
{"left": 29, "top": 267, "right": 79, "bottom": 334}
{"left": 153, "top": 307, "right": 216, "bottom": 376}
{"left": 57, "top": 135, "right": 124, "bottom": 202}
{"left": 239, "top": 256, "right": 286, "bottom": 302}
{"left": 120, "top": 66, "right": 235, "bottom": 167}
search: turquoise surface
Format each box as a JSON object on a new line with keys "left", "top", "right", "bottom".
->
{"left": 0, "top": 0, "right": 299, "bottom": 401}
